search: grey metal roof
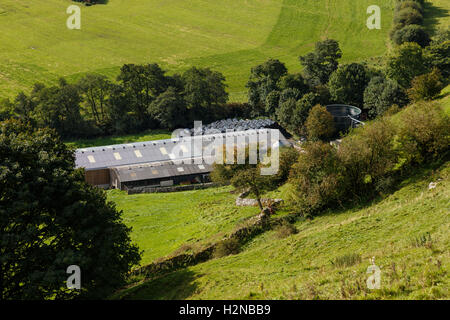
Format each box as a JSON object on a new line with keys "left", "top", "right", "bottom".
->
{"left": 112, "top": 159, "right": 213, "bottom": 182}
{"left": 75, "top": 129, "right": 290, "bottom": 171}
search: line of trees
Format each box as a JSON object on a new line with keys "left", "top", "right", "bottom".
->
{"left": 0, "top": 65, "right": 251, "bottom": 139}
{"left": 246, "top": 30, "right": 448, "bottom": 135}
{"left": 391, "top": 0, "right": 430, "bottom": 47}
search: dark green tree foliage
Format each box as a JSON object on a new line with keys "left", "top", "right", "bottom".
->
{"left": 305, "top": 105, "right": 336, "bottom": 141}
{"left": 328, "top": 63, "right": 370, "bottom": 107}
{"left": 265, "top": 91, "right": 281, "bottom": 116}
{"left": 33, "top": 78, "right": 86, "bottom": 139}
{"left": 278, "top": 73, "right": 309, "bottom": 96}
{"left": 182, "top": 67, "right": 228, "bottom": 122}
{"left": 299, "top": 39, "right": 342, "bottom": 85}
{"left": 246, "top": 59, "right": 288, "bottom": 116}
{"left": 424, "top": 33, "right": 450, "bottom": 79}
{"left": 78, "top": 74, "right": 113, "bottom": 131}
{"left": 392, "top": 24, "right": 430, "bottom": 47}
{"left": 0, "top": 120, "right": 141, "bottom": 299}
{"left": 117, "top": 63, "right": 171, "bottom": 129}
{"left": 364, "top": 76, "right": 408, "bottom": 118}
{"left": 275, "top": 92, "right": 319, "bottom": 135}
{"left": 386, "top": 42, "right": 429, "bottom": 88}
{"left": 149, "top": 87, "right": 188, "bottom": 130}
{"left": 394, "top": 7, "right": 423, "bottom": 27}
{"left": 407, "top": 68, "right": 444, "bottom": 101}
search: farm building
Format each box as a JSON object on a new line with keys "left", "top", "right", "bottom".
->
{"left": 75, "top": 128, "right": 291, "bottom": 191}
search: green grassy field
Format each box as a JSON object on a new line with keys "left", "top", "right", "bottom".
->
{"left": 108, "top": 186, "right": 262, "bottom": 265}
{"left": 116, "top": 161, "right": 450, "bottom": 300}
{"left": 0, "top": 0, "right": 398, "bottom": 102}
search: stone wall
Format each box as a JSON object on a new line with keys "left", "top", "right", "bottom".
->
{"left": 127, "top": 182, "right": 218, "bottom": 195}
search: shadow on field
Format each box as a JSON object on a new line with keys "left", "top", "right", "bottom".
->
{"left": 423, "top": 2, "right": 449, "bottom": 35}
{"left": 124, "top": 269, "right": 201, "bottom": 300}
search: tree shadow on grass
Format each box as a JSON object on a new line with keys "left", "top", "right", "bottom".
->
{"left": 423, "top": 2, "right": 449, "bottom": 36}
{"left": 121, "top": 269, "right": 201, "bottom": 300}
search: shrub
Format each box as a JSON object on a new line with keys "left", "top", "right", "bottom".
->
{"left": 213, "top": 238, "right": 241, "bottom": 258}
{"left": 408, "top": 68, "right": 444, "bottom": 102}
{"left": 328, "top": 63, "right": 370, "bottom": 107}
{"left": 396, "top": 101, "right": 450, "bottom": 164}
{"left": 364, "top": 76, "right": 408, "bottom": 118}
{"left": 289, "top": 141, "right": 344, "bottom": 215}
{"left": 392, "top": 25, "right": 430, "bottom": 47}
{"left": 386, "top": 42, "right": 429, "bottom": 88}
{"left": 305, "top": 105, "right": 335, "bottom": 141}
{"left": 274, "top": 222, "right": 299, "bottom": 239}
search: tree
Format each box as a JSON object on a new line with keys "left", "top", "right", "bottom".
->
{"left": 278, "top": 73, "right": 309, "bottom": 96}
{"left": 117, "top": 63, "right": 171, "bottom": 128}
{"left": 210, "top": 146, "right": 279, "bottom": 210}
{"left": 386, "top": 42, "right": 429, "bottom": 88}
{"left": 246, "top": 59, "right": 288, "bottom": 116}
{"left": 407, "top": 68, "right": 444, "bottom": 101}
{"left": 299, "top": 39, "right": 342, "bottom": 85}
{"left": 149, "top": 87, "right": 188, "bottom": 130}
{"left": 33, "top": 78, "right": 86, "bottom": 138}
{"left": 78, "top": 74, "right": 113, "bottom": 131}
{"left": 305, "top": 105, "right": 335, "bottom": 141}
{"left": 276, "top": 92, "right": 319, "bottom": 135}
{"left": 328, "top": 63, "right": 370, "bottom": 107}
{"left": 0, "top": 120, "right": 141, "bottom": 299}
{"left": 364, "top": 76, "right": 408, "bottom": 118}
{"left": 392, "top": 25, "right": 430, "bottom": 47}
{"left": 182, "top": 67, "right": 228, "bottom": 122}
{"left": 393, "top": 7, "right": 423, "bottom": 27}
{"left": 424, "top": 39, "right": 450, "bottom": 79}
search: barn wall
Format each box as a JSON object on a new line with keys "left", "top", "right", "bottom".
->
{"left": 85, "top": 169, "right": 110, "bottom": 186}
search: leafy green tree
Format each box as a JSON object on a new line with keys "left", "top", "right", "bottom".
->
{"left": 386, "top": 42, "right": 429, "bottom": 88}
{"left": 424, "top": 39, "right": 450, "bottom": 79}
{"left": 211, "top": 146, "right": 279, "bottom": 210}
{"left": 0, "top": 120, "right": 141, "bottom": 299}
{"left": 182, "top": 67, "right": 228, "bottom": 122}
{"left": 149, "top": 87, "right": 188, "bottom": 130}
{"left": 299, "top": 39, "right": 342, "bottom": 85}
{"left": 364, "top": 76, "right": 408, "bottom": 118}
{"left": 328, "top": 63, "right": 370, "bottom": 107}
{"left": 33, "top": 78, "right": 86, "bottom": 138}
{"left": 265, "top": 90, "right": 281, "bottom": 117}
{"left": 305, "top": 105, "right": 335, "bottom": 141}
{"left": 407, "top": 68, "right": 444, "bottom": 101}
{"left": 117, "top": 63, "right": 171, "bottom": 128}
{"left": 278, "top": 73, "right": 309, "bottom": 96}
{"left": 78, "top": 74, "right": 113, "bottom": 131}
{"left": 393, "top": 7, "right": 423, "bottom": 26}
{"left": 276, "top": 92, "right": 319, "bottom": 135}
{"left": 246, "top": 59, "right": 288, "bottom": 116}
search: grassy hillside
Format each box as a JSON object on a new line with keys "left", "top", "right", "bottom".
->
{"left": 108, "top": 187, "right": 262, "bottom": 265}
{"left": 116, "top": 161, "right": 449, "bottom": 300}
{"left": 0, "top": 0, "right": 397, "bottom": 102}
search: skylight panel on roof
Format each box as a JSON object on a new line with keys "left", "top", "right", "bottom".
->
{"left": 87, "top": 155, "right": 96, "bottom": 163}
{"left": 177, "top": 167, "right": 184, "bottom": 172}
{"left": 159, "top": 147, "right": 168, "bottom": 155}
{"left": 113, "top": 152, "right": 122, "bottom": 160}
{"left": 134, "top": 150, "right": 143, "bottom": 158}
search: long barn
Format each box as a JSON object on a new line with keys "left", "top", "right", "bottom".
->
{"left": 75, "top": 129, "right": 291, "bottom": 192}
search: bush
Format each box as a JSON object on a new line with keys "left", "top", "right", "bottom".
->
{"left": 274, "top": 222, "right": 298, "bottom": 239}
{"left": 213, "top": 238, "right": 241, "bottom": 258}
{"left": 396, "top": 101, "right": 450, "bottom": 164}
{"left": 328, "top": 63, "right": 370, "bottom": 107}
{"left": 305, "top": 105, "right": 335, "bottom": 141}
{"left": 364, "top": 76, "right": 408, "bottom": 118}
{"left": 392, "top": 25, "right": 430, "bottom": 47}
{"left": 407, "top": 68, "right": 444, "bottom": 101}
{"left": 289, "top": 141, "right": 344, "bottom": 215}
